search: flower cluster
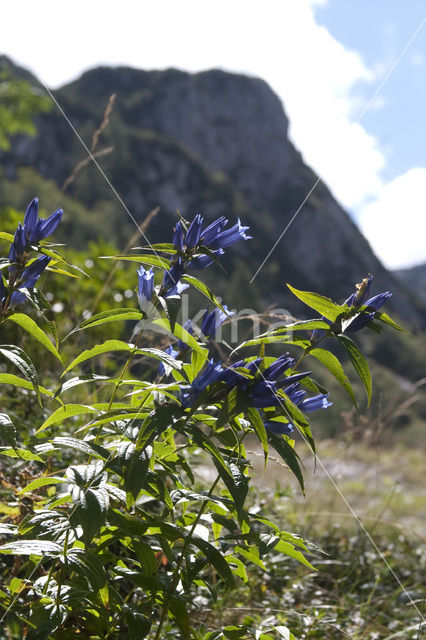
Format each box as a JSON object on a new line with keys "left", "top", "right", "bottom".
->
{"left": 1, "top": 198, "right": 63, "bottom": 314}
{"left": 311, "top": 274, "right": 392, "bottom": 342}
{"left": 180, "top": 352, "right": 332, "bottom": 434}
{"left": 136, "top": 215, "right": 251, "bottom": 307}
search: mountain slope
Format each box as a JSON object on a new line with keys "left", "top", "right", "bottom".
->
{"left": 0, "top": 57, "right": 423, "bottom": 326}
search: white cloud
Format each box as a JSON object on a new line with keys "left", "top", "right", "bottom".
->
{"left": 358, "top": 168, "right": 426, "bottom": 269}
{"left": 2, "top": 0, "right": 386, "bottom": 212}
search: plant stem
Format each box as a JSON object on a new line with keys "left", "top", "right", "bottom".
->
{"left": 153, "top": 474, "right": 221, "bottom": 640}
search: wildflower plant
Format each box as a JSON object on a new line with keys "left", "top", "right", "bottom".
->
{"left": 0, "top": 202, "right": 405, "bottom": 639}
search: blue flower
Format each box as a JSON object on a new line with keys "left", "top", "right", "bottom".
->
{"left": 164, "top": 280, "right": 189, "bottom": 297}
{"left": 188, "top": 248, "right": 224, "bottom": 270}
{"left": 10, "top": 256, "right": 51, "bottom": 306}
{"left": 298, "top": 394, "right": 332, "bottom": 412}
{"left": 173, "top": 221, "right": 184, "bottom": 252}
{"left": 263, "top": 421, "right": 294, "bottom": 435}
{"left": 23, "top": 198, "right": 39, "bottom": 239}
{"left": 23, "top": 198, "right": 63, "bottom": 244}
{"left": 344, "top": 290, "right": 392, "bottom": 333}
{"left": 162, "top": 258, "right": 185, "bottom": 291}
{"left": 209, "top": 218, "right": 251, "bottom": 249}
{"left": 200, "top": 216, "right": 228, "bottom": 246}
{"left": 12, "top": 224, "right": 26, "bottom": 260}
{"left": 185, "top": 214, "right": 203, "bottom": 249}
{"left": 158, "top": 344, "right": 179, "bottom": 377}
{"left": 262, "top": 354, "right": 295, "bottom": 381}
{"left": 201, "top": 305, "right": 233, "bottom": 338}
{"left": 312, "top": 275, "right": 392, "bottom": 340}
{"left": 137, "top": 266, "right": 154, "bottom": 307}
{"left": 181, "top": 359, "right": 224, "bottom": 408}
{"left": 218, "top": 357, "right": 261, "bottom": 387}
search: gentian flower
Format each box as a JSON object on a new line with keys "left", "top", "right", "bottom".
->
{"left": 23, "top": 197, "right": 63, "bottom": 244}
{"left": 185, "top": 214, "right": 203, "bottom": 249}
{"left": 10, "top": 255, "right": 51, "bottom": 306}
{"left": 137, "top": 266, "right": 154, "bottom": 308}
{"left": 164, "top": 280, "right": 189, "bottom": 297}
{"left": 199, "top": 216, "right": 228, "bottom": 246}
{"left": 312, "top": 274, "right": 392, "bottom": 340}
{"left": 163, "top": 258, "right": 185, "bottom": 291}
{"left": 201, "top": 305, "right": 233, "bottom": 338}
{"left": 8, "top": 242, "right": 17, "bottom": 277}
{"left": 262, "top": 354, "right": 295, "bottom": 381}
{"left": 263, "top": 421, "right": 294, "bottom": 435}
{"left": 181, "top": 359, "right": 224, "bottom": 408}
{"left": 344, "top": 290, "right": 392, "bottom": 333}
{"left": 298, "top": 394, "right": 332, "bottom": 412}
{"left": 218, "top": 357, "right": 262, "bottom": 387}
{"left": 210, "top": 218, "right": 251, "bottom": 249}
{"left": 173, "top": 221, "right": 184, "bottom": 252}
{"left": 12, "top": 224, "right": 26, "bottom": 260}
{"left": 188, "top": 248, "right": 224, "bottom": 270}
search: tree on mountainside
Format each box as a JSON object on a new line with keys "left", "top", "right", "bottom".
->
{"left": 0, "top": 71, "right": 50, "bottom": 150}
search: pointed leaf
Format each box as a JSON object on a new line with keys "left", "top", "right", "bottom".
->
{"left": 309, "top": 347, "right": 357, "bottom": 409}
{"left": 338, "top": 334, "right": 372, "bottom": 406}
{"left": 287, "top": 285, "right": 347, "bottom": 321}
{"left": 183, "top": 274, "right": 229, "bottom": 313}
{"left": 7, "top": 313, "right": 62, "bottom": 363}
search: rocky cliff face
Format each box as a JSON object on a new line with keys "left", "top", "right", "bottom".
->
{"left": 0, "top": 58, "right": 423, "bottom": 326}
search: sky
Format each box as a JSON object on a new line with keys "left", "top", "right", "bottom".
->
{"left": 2, "top": 0, "right": 425, "bottom": 269}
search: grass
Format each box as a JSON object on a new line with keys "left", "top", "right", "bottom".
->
{"left": 194, "top": 438, "right": 426, "bottom": 638}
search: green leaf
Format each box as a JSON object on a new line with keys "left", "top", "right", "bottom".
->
{"left": 0, "top": 373, "right": 53, "bottom": 397}
{"left": 182, "top": 274, "right": 229, "bottom": 313}
{"left": 0, "top": 231, "right": 14, "bottom": 243}
{"left": 214, "top": 459, "right": 249, "bottom": 514}
{"left": 135, "top": 405, "right": 180, "bottom": 450}
{"left": 0, "top": 540, "right": 62, "bottom": 555}
{"left": 134, "top": 242, "right": 177, "bottom": 253}
{"left": 133, "top": 540, "right": 158, "bottom": 577}
{"left": 53, "top": 374, "right": 110, "bottom": 398}
{"left": 377, "top": 311, "right": 408, "bottom": 333}
{"left": 6, "top": 313, "right": 62, "bottom": 363}
{"left": 186, "top": 424, "right": 231, "bottom": 478}
{"left": 101, "top": 254, "right": 171, "bottom": 269}
{"left": 245, "top": 406, "right": 268, "bottom": 465}
{"left": 0, "top": 344, "right": 41, "bottom": 404}
{"left": 36, "top": 403, "right": 100, "bottom": 434}
{"left": 274, "top": 539, "right": 315, "bottom": 569}
{"left": 66, "top": 308, "right": 144, "bottom": 337}
{"left": 191, "top": 537, "right": 235, "bottom": 588}
{"left": 19, "top": 476, "right": 66, "bottom": 494}
{"left": 338, "top": 334, "right": 372, "bottom": 406}
{"left": 234, "top": 545, "right": 266, "bottom": 570}
{"left": 69, "top": 485, "right": 109, "bottom": 544}
{"left": 224, "top": 555, "right": 248, "bottom": 583}
{"left": 124, "top": 446, "right": 151, "bottom": 503}
{"left": 0, "top": 413, "right": 16, "bottom": 447}
{"left": 38, "top": 247, "right": 89, "bottom": 277}
{"left": 217, "top": 387, "right": 251, "bottom": 428}
{"left": 62, "top": 340, "right": 133, "bottom": 374}
{"left": 53, "top": 436, "right": 109, "bottom": 460}
{"left": 169, "top": 595, "right": 191, "bottom": 639}
{"left": 0, "top": 447, "right": 43, "bottom": 461}
{"left": 309, "top": 347, "right": 357, "bottom": 409}
{"left": 287, "top": 284, "right": 348, "bottom": 321}
{"left": 63, "top": 341, "right": 182, "bottom": 375}
{"left": 268, "top": 433, "right": 305, "bottom": 493}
